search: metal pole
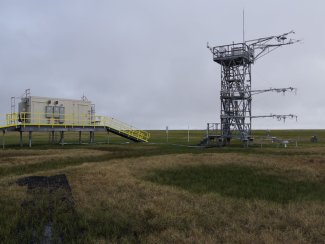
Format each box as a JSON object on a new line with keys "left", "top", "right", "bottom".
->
{"left": 243, "top": 9, "right": 245, "bottom": 43}
{"left": 166, "top": 126, "right": 168, "bottom": 143}
{"left": 28, "top": 131, "right": 32, "bottom": 148}
{"left": 51, "top": 131, "right": 55, "bottom": 144}
{"left": 187, "top": 125, "right": 190, "bottom": 143}
{"left": 60, "top": 131, "right": 64, "bottom": 146}
{"left": 207, "top": 123, "right": 209, "bottom": 138}
{"left": 89, "top": 131, "right": 93, "bottom": 144}
{"left": 2, "top": 130, "right": 5, "bottom": 149}
{"left": 79, "top": 131, "right": 82, "bottom": 144}
{"left": 20, "top": 131, "right": 23, "bottom": 147}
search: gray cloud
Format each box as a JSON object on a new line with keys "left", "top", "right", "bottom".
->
{"left": 0, "top": 0, "right": 324, "bottom": 129}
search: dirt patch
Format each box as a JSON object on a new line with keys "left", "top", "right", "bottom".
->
{"left": 16, "top": 174, "right": 81, "bottom": 243}
{"left": 17, "top": 174, "right": 73, "bottom": 193}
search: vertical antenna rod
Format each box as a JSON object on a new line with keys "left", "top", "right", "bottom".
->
{"left": 243, "top": 9, "right": 245, "bottom": 43}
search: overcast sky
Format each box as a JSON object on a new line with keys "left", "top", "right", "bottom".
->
{"left": 0, "top": 0, "right": 324, "bottom": 129}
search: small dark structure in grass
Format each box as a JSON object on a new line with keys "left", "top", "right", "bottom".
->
{"left": 310, "top": 135, "right": 318, "bottom": 143}
{"left": 16, "top": 174, "right": 83, "bottom": 243}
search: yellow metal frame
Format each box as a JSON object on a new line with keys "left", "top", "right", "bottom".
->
{"left": 0, "top": 112, "right": 150, "bottom": 142}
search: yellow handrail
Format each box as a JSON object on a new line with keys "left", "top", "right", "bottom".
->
{"left": 0, "top": 112, "right": 150, "bottom": 142}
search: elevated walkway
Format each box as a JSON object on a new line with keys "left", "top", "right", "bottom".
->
{"left": 0, "top": 113, "right": 150, "bottom": 144}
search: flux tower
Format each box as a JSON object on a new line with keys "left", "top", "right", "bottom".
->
{"left": 207, "top": 31, "right": 299, "bottom": 144}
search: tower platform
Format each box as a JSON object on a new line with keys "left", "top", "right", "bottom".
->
{"left": 212, "top": 43, "right": 254, "bottom": 66}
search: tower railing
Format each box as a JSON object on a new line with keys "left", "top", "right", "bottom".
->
{"left": 212, "top": 43, "right": 254, "bottom": 64}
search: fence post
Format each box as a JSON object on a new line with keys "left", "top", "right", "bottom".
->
{"left": 2, "top": 130, "right": 5, "bottom": 149}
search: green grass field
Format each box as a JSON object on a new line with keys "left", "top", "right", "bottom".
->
{"left": 2, "top": 129, "right": 325, "bottom": 147}
{"left": 0, "top": 130, "right": 324, "bottom": 243}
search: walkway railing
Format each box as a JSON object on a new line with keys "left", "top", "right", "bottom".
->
{"left": 0, "top": 112, "right": 150, "bottom": 142}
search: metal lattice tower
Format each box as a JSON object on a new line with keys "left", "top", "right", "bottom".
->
{"left": 213, "top": 43, "right": 253, "bottom": 143}
{"left": 207, "top": 31, "right": 300, "bottom": 145}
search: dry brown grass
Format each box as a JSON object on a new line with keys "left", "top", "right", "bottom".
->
{"left": 64, "top": 153, "right": 325, "bottom": 242}
{"left": 1, "top": 146, "right": 324, "bottom": 243}
{"left": 0, "top": 149, "right": 109, "bottom": 167}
